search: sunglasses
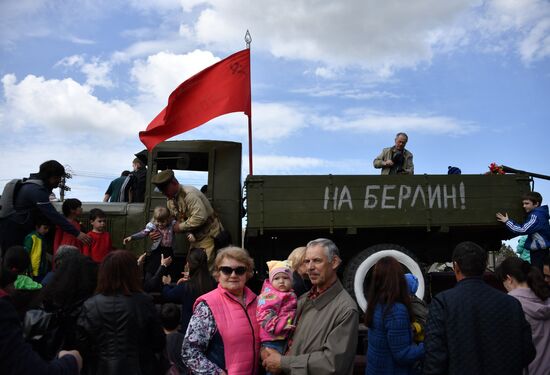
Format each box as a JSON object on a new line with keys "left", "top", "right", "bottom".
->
{"left": 219, "top": 266, "right": 247, "bottom": 276}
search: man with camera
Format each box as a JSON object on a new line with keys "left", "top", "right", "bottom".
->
{"left": 373, "top": 132, "right": 414, "bottom": 175}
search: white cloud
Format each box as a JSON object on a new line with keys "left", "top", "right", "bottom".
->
{"left": 64, "top": 35, "right": 96, "bottom": 45}
{"left": 294, "top": 86, "right": 400, "bottom": 100}
{"left": 209, "top": 102, "right": 309, "bottom": 142}
{"left": 186, "top": 102, "right": 475, "bottom": 142}
{"left": 0, "top": 0, "right": 49, "bottom": 47}
{"left": 182, "top": 0, "right": 475, "bottom": 75}
{"left": 177, "top": 0, "right": 550, "bottom": 75}
{"left": 519, "top": 17, "right": 550, "bottom": 62}
{"left": 178, "top": 24, "right": 194, "bottom": 39}
{"left": 111, "top": 36, "right": 194, "bottom": 63}
{"left": 245, "top": 154, "right": 372, "bottom": 175}
{"left": 477, "top": 0, "right": 550, "bottom": 63}
{"left": 181, "top": 0, "right": 207, "bottom": 13}
{"left": 80, "top": 60, "right": 113, "bottom": 88}
{"left": 1, "top": 74, "right": 145, "bottom": 136}
{"left": 56, "top": 55, "right": 85, "bottom": 67}
{"left": 128, "top": 0, "right": 182, "bottom": 12}
{"left": 251, "top": 155, "right": 327, "bottom": 175}
{"left": 56, "top": 55, "right": 113, "bottom": 88}
{"left": 0, "top": 0, "right": 113, "bottom": 48}
{"left": 314, "top": 109, "right": 477, "bottom": 135}
{"left": 250, "top": 103, "right": 309, "bottom": 141}
{"left": 130, "top": 49, "right": 220, "bottom": 105}
{"left": 314, "top": 67, "right": 338, "bottom": 79}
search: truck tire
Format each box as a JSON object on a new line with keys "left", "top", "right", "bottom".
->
{"left": 343, "top": 244, "right": 424, "bottom": 312}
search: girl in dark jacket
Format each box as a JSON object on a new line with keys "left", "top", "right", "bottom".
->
{"left": 77, "top": 250, "right": 165, "bottom": 375}
{"left": 161, "top": 247, "right": 216, "bottom": 333}
{"left": 32, "top": 252, "right": 97, "bottom": 360}
{"left": 365, "top": 256, "right": 424, "bottom": 375}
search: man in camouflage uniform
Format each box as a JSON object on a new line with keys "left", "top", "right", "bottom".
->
{"left": 152, "top": 169, "right": 222, "bottom": 271}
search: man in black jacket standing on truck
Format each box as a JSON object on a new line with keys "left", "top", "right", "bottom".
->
{"left": 130, "top": 158, "right": 147, "bottom": 203}
{"left": 423, "top": 241, "right": 535, "bottom": 375}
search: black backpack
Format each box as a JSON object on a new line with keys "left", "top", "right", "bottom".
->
{"left": 0, "top": 178, "right": 43, "bottom": 219}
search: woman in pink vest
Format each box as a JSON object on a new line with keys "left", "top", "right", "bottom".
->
{"left": 182, "top": 246, "right": 260, "bottom": 374}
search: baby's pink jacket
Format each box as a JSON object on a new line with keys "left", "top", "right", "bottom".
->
{"left": 256, "top": 279, "right": 298, "bottom": 343}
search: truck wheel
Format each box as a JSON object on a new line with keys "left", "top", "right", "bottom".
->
{"left": 343, "top": 244, "right": 424, "bottom": 312}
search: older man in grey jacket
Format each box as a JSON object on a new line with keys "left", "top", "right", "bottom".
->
{"left": 373, "top": 132, "right": 414, "bottom": 175}
{"left": 262, "top": 238, "right": 359, "bottom": 375}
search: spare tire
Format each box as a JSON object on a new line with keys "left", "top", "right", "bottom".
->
{"left": 343, "top": 243, "right": 424, "bottom": 312}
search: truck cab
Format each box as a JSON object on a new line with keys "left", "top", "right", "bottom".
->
{"left": 57, "top": 140, "right": 243, "bottom": 258}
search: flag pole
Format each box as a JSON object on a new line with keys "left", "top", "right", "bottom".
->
{"left": 245, "top": 30, "right": 253, "bottom": 176}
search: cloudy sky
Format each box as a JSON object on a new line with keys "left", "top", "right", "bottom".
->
{"left": 1, "top": 0, "right": 549, "bottom": 221}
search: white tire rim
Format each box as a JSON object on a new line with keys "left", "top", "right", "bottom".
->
{"left": 354, "top": 249, "right": 425, "bottom": 312}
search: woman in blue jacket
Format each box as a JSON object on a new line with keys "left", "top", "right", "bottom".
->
{"left": 365, "top": 256, "right": 424, "bottom": 375}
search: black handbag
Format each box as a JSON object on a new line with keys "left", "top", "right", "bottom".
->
{"left": 213, "top": 228, "right": 232, "bottom": 250}
{"left": 23, "top": 308, "right": 63, "bottom": 360}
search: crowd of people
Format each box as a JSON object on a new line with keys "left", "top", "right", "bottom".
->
{"left": 1, "top": 154, "right": 550, "bottom": 375}
{"left": 0, "top": 237, "right": 348, "bottom": 375}
{"left": 2, "top": 236, "right": 549, "bottom": 375}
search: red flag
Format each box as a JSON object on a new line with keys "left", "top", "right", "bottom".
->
{"left": 139, "top": 49, "right": 251, "bottom": 150}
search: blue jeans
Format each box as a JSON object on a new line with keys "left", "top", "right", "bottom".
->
{"left": 262, "top": 340, "right": 287, "bottom": 354}
{"left": 262, "top": 340, "right": 287, "bottom": 375}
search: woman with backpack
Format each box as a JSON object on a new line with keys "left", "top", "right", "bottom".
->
{"left": 365, "top": 256, "right": 425, "bottom": 375}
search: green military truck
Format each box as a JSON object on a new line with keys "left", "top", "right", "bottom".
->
{"left": 245, "top": 172, "right": 531, "bottom": 310}
{"left": 64, "top": 140, "right": 533, "bottom": 310}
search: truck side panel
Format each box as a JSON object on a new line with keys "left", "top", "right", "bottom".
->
{"left": 246, "top": 174, "right": 530, "bottom": 231}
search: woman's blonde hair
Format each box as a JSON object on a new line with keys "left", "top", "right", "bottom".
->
{"left": 152, "top": 206, "right": 170, "bottom": 225}
{"left": 287, "top": 246, "right": 307, "bottom": 271}
{"left": 214, "top": 246, "right": 254, "bottom": 280}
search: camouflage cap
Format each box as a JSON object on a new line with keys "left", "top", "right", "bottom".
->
{"left": 151, "top": 169, "right": 175, "bottom": 186}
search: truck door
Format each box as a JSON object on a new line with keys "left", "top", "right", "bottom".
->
{"left": 149, "top": 140, "right": 242, "bottom": 255}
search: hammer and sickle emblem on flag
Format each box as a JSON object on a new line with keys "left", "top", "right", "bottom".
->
{"left": 230, "top": 62, "right": 245, "bottom": 75}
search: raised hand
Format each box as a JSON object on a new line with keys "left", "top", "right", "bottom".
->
{"left": 137, "top": 252, "right": 147, "bottom": 266}
{"left": 77, "top": 232, "right": 92, "bottom": 245}
{"left": 162, "top": 275, "right": 172, "bottom": 285}
{"left": 161, "top": 253, "right": 173, "bottom": 267}
{"left": 496, "top": 212, "right": 509, "bottom": 223}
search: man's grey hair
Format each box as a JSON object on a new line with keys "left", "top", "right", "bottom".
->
{"left": 55, "top": 245, "right": 80, "bottom": 267}
{"left": 306, "top": 238, "right": 340, "bottom": 260}
{"left": 396, "top": 132, "right": 408, "bottom": 140}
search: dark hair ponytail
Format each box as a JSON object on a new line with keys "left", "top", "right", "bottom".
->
{"left": 187, "top": 248, "right": 215, "bottom": 297}
{"left": 527, "top": 266, "right": 550, "bottom": 301}
{"left": 365, "top": 256, "right": 412, "bottom": 327}
{"left": 496, "top": 257, "right": 550, "bottom": 301}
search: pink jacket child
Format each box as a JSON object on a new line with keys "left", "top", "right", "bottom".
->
{"left": 256, "top": 260, "right": 297, "bottom": 354}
